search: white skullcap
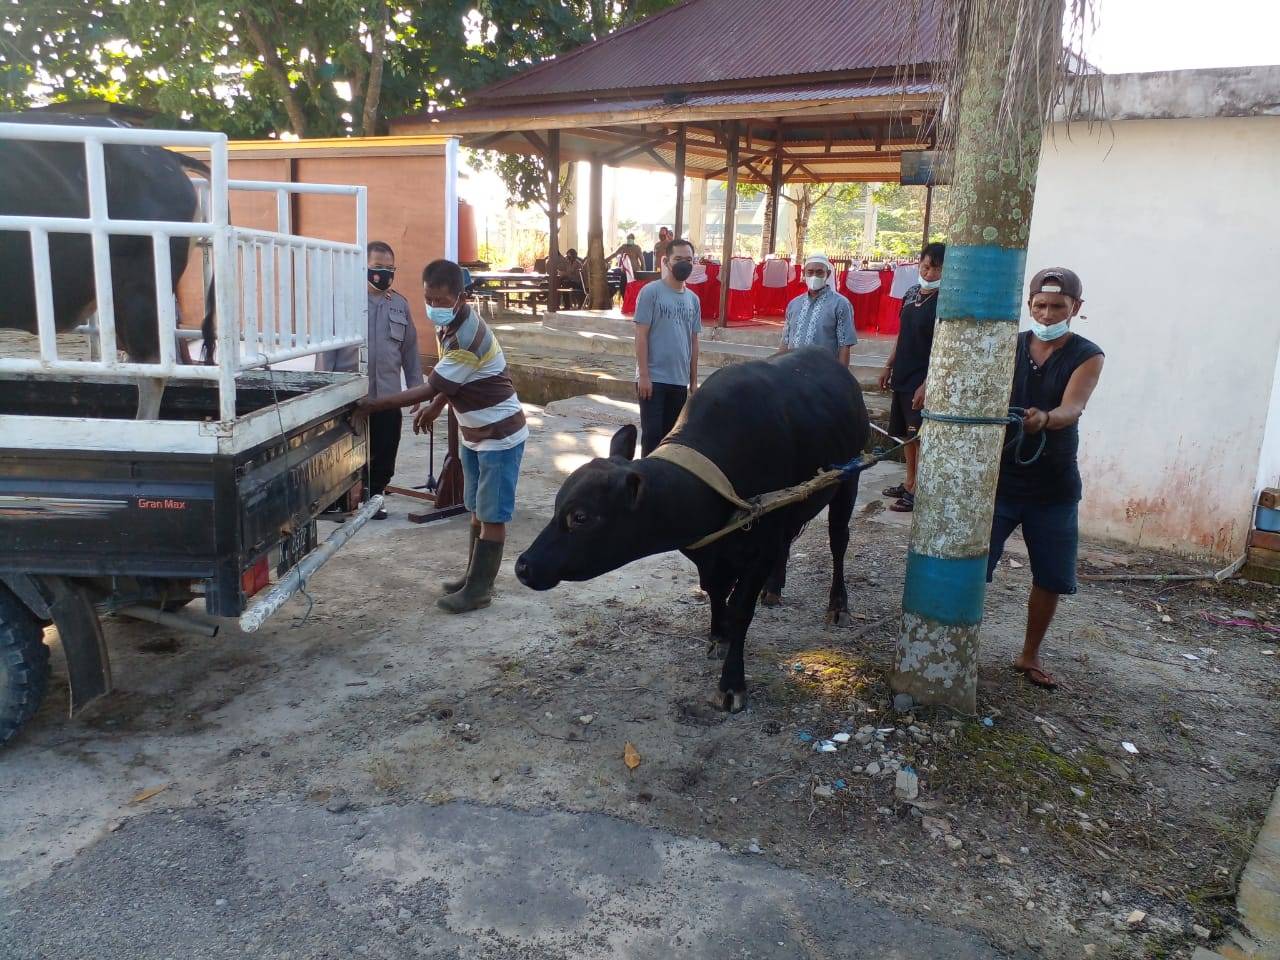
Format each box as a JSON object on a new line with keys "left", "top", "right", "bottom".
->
{"left": 803, "top": 252, "right": 838, "bottom": 292}
{"left": 804, "top": 252, "right": 834, "bottom": 274}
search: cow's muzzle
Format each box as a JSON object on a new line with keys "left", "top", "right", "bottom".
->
{"left": 514, "top": 554, "right": 559, "bottom": 591}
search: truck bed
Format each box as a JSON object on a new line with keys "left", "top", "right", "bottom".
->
{"left": 0, "top": 370, "right": 368, "bottom": 616}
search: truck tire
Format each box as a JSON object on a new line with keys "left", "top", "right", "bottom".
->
{"left": 0, "top": 587, "right": 50, "bottom": 746}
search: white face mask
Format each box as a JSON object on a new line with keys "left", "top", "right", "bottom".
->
{"left": 1032, "top": 319, "right": 1070, "bottom": 341}
{"left": 918, "top": 277, "right": 941, "bottom": 291}
{"left": 805, "top": 274, "right": 827, "bottom": 292}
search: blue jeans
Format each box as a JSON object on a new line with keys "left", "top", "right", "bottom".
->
{"left": 986, "top": 497, "right": 1079, "bottom": 595}
{"left": 461, "top": 442, "right": 524, "bottom": 524}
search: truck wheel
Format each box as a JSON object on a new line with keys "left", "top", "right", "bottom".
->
{"left": 0, "top": 587, "right": 51, "bottom": 746}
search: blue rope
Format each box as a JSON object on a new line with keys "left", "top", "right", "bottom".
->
{"left": 920, "top": 406, "right": 1046, "bottom": 466}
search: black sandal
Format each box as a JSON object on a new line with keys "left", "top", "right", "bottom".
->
{"left": 889, "top": 492, "right": 915, "bottom": 512}
{"left": 882, "top": 483, "right": 908, "bottom": 498}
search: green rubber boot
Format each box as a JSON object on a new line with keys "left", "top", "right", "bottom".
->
{"left": 437, "top": 539, "right": 503, "bottom": 615}
{"left": 441, "top": 525, "right": 480, "bottom": 595}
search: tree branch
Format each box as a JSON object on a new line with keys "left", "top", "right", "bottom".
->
{"left": 361, "top": 0, "right": 389, "bottom": 136}
{"left": 241, "top": 12, "right": 308, "bottom": 136}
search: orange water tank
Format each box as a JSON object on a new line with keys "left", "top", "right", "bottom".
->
{"left": 458, "top": 199, "right": 477, "bottom": 263}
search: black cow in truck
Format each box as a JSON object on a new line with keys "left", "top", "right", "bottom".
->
{"left": 0, "top": 112, "right": 213, "bottom": 363}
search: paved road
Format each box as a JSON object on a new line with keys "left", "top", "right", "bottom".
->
{"left": 1, "top": 801, "right": 1018, "bottom": 960}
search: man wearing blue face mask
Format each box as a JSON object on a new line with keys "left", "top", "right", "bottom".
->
{"left": 987, "top": 267, "right": 1105, "bottom": 691}
{"left": 319, "top": 240, "right": 423, "bottom": 519}
{"left": 356, "top": 259, "right": 526, "bottom": 615}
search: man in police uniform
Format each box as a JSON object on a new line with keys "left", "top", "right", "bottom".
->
{"left": 318, "top": 240, "right": 423, "bottom": 519}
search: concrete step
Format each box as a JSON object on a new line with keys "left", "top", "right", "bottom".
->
{"left": 496, "top": 320, "right": 886, "bottom": 388}
{"left": 543, "top": 308, "right": 893, "bottom": 363}
{"left": 502, "top": 338, "right": 892, "bottom": 445}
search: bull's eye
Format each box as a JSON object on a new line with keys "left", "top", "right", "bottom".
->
{"left": 566, "top": 509, "right": 589, "bottom": 530}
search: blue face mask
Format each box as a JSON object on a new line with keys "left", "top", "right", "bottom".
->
{"left": 426, "top": 296, "right": 461, "bottom": 327}
{"left": 1032, "top": 320, "right": 1070, "bottom": 341}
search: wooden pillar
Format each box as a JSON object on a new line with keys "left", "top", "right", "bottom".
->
{"left": 547, "top": 129, "right": 561, "bottom": 312}
{"left": 673, "top": 124, "right": 687, "bottom": 240}
{"left": 922, "top": 185, "right": 934, "bottom": 248}
{"left": 717, "top": 121, "right": 739, "bottom": 328}
{"left": 587, "top": 156, "right": 610, "bottom": 309}
{"left": 766, "top": 142, "right": 784, "bottom": 254}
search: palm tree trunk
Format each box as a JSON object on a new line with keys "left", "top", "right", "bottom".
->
{"left": 891, "top": 0, "right": 1062, "bottom": 712}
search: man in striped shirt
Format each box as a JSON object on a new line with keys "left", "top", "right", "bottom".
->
{"left": 356, "top": 259, "right": 526, "bottom": 614}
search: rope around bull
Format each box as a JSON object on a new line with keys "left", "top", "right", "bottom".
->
{"left": 674, "top": 407, "right": 1044, "bottom": 550}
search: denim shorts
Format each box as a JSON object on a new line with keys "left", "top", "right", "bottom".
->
{"left": 461, "top": 442, "right": 524, "bottom": 524}
{"left": 986, "top": 497, "right": 1079, "bottom": 595}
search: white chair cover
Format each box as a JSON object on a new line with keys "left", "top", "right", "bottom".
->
{"left": 890, "top": 263, "right": 920, "bottom": 299}
{"left": 845, "top": 269, "right": 882, "bottom": 294}
{"left": 729, "top": 257, "right": 754, "bottom": 292}
{"left": 687, "top": 262, "right": 708, "bottom": 285}
{"left": 762, "top": 257, "right": 790, "bottom": 288}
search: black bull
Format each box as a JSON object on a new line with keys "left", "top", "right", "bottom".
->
{"left": 516, "top": 348, "right": 870, "bottom": 713}
{"left": 0, "top": 113, "right": 212, "bottom": 362}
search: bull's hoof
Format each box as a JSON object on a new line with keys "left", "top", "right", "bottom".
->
{"left": 760, "top": 591, "right": 782, "bottom": 608}
{"left": 705, "top": 635, "right": 729, "bottom": 660}
{"left": 708, "top": 688, "right": 748, "bottom": 713}
{"left": 825, "top": 608, "right": 853, "bottom": 627}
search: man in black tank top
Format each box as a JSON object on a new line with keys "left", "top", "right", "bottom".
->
{"left": 986, "top": 268, "right": 1105, "bottom": 691}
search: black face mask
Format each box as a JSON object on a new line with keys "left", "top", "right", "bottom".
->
{"left": 670, "top": 261, "right": 694, "bottom": 282}
{"left": 368, "top": 268, "right": 394, "bottom": 291}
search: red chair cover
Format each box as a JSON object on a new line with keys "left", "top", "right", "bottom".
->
{"left": 622, "top": 278, "right": 655, "bottom": 315}
{"left": 876, "top": 268, "right": 902, "bottom": 335}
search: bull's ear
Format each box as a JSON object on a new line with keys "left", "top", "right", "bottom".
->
{"left": 623, "top": 469, "right": 644, "bottom": 509}
{"left": 609, "top": 424, "right": 638, "bottom": 461}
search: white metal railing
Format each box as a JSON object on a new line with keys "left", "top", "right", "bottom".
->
{"left": 0, "top": 122, "right": 368, "bottom": 422}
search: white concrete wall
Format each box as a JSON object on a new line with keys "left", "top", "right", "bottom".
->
{"left": 1024, "top": 116, "right": 1280, "bottom": 558}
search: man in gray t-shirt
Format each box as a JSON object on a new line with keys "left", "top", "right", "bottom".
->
{"left": 634, "top": 238, "right": 702, "bottom": 456}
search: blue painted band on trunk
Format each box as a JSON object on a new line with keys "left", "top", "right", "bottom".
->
{"left": 902, "top": 551, "right": 988, "bottom": 626}
{"left": 937, "top": 244, "right": 1027, "bottom": 322}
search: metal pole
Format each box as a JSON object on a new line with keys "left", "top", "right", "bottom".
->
{"left": 717, "top": 121, "right": 739, "bottom": 328}
{"left": 891, "top": 1, "right": 1059, "bottom": 712}
{"left": 546, "top": 130, "right": 561, "bottom": 313}
{"left": 673, "top": 124, "right": 687, "bottom": 240}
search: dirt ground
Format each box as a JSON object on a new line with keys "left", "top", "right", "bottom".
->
{"left": 3, "top": 395, "right": 1279, "bottom": 960}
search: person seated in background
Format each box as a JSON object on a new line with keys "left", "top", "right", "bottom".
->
{"left": 557, "top": 248, "right": 586, "bottom": 308}
{"left": 778, "top": 252, "right": 856, "bottom": 367}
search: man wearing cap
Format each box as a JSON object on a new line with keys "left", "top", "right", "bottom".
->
{"left": 987, "top": 267, "right": 1105, "bottom": 690}
{"left": 779, "top": 253, "right": 857, "bottom": 366}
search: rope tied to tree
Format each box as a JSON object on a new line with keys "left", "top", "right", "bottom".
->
{"left": 920, "top": 406, "right": 1046, "bottom": 466}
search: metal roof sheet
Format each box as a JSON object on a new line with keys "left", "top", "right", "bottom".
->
{"left": 473, "top": 0, "right": 940, "bottom": 101}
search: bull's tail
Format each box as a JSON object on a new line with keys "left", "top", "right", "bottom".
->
{"left": 177, "top": 152, "right": 217, "bottom": 364}
{"left": 200, "top": 277, "right": 216, "bottom": 364}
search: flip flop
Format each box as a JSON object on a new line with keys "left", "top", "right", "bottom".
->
{"left": 1012, "top": 664, "right": 1059, "bottom": 690}
{"left": 882, "top": 483, "right": 908, "bottom": 498}
{"left": 889, "top": 492, "right": 915, "bottom": 512}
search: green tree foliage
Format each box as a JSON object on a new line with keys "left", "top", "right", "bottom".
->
{"left": 0, "top": 0, "right": 681, "bottom": 139}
